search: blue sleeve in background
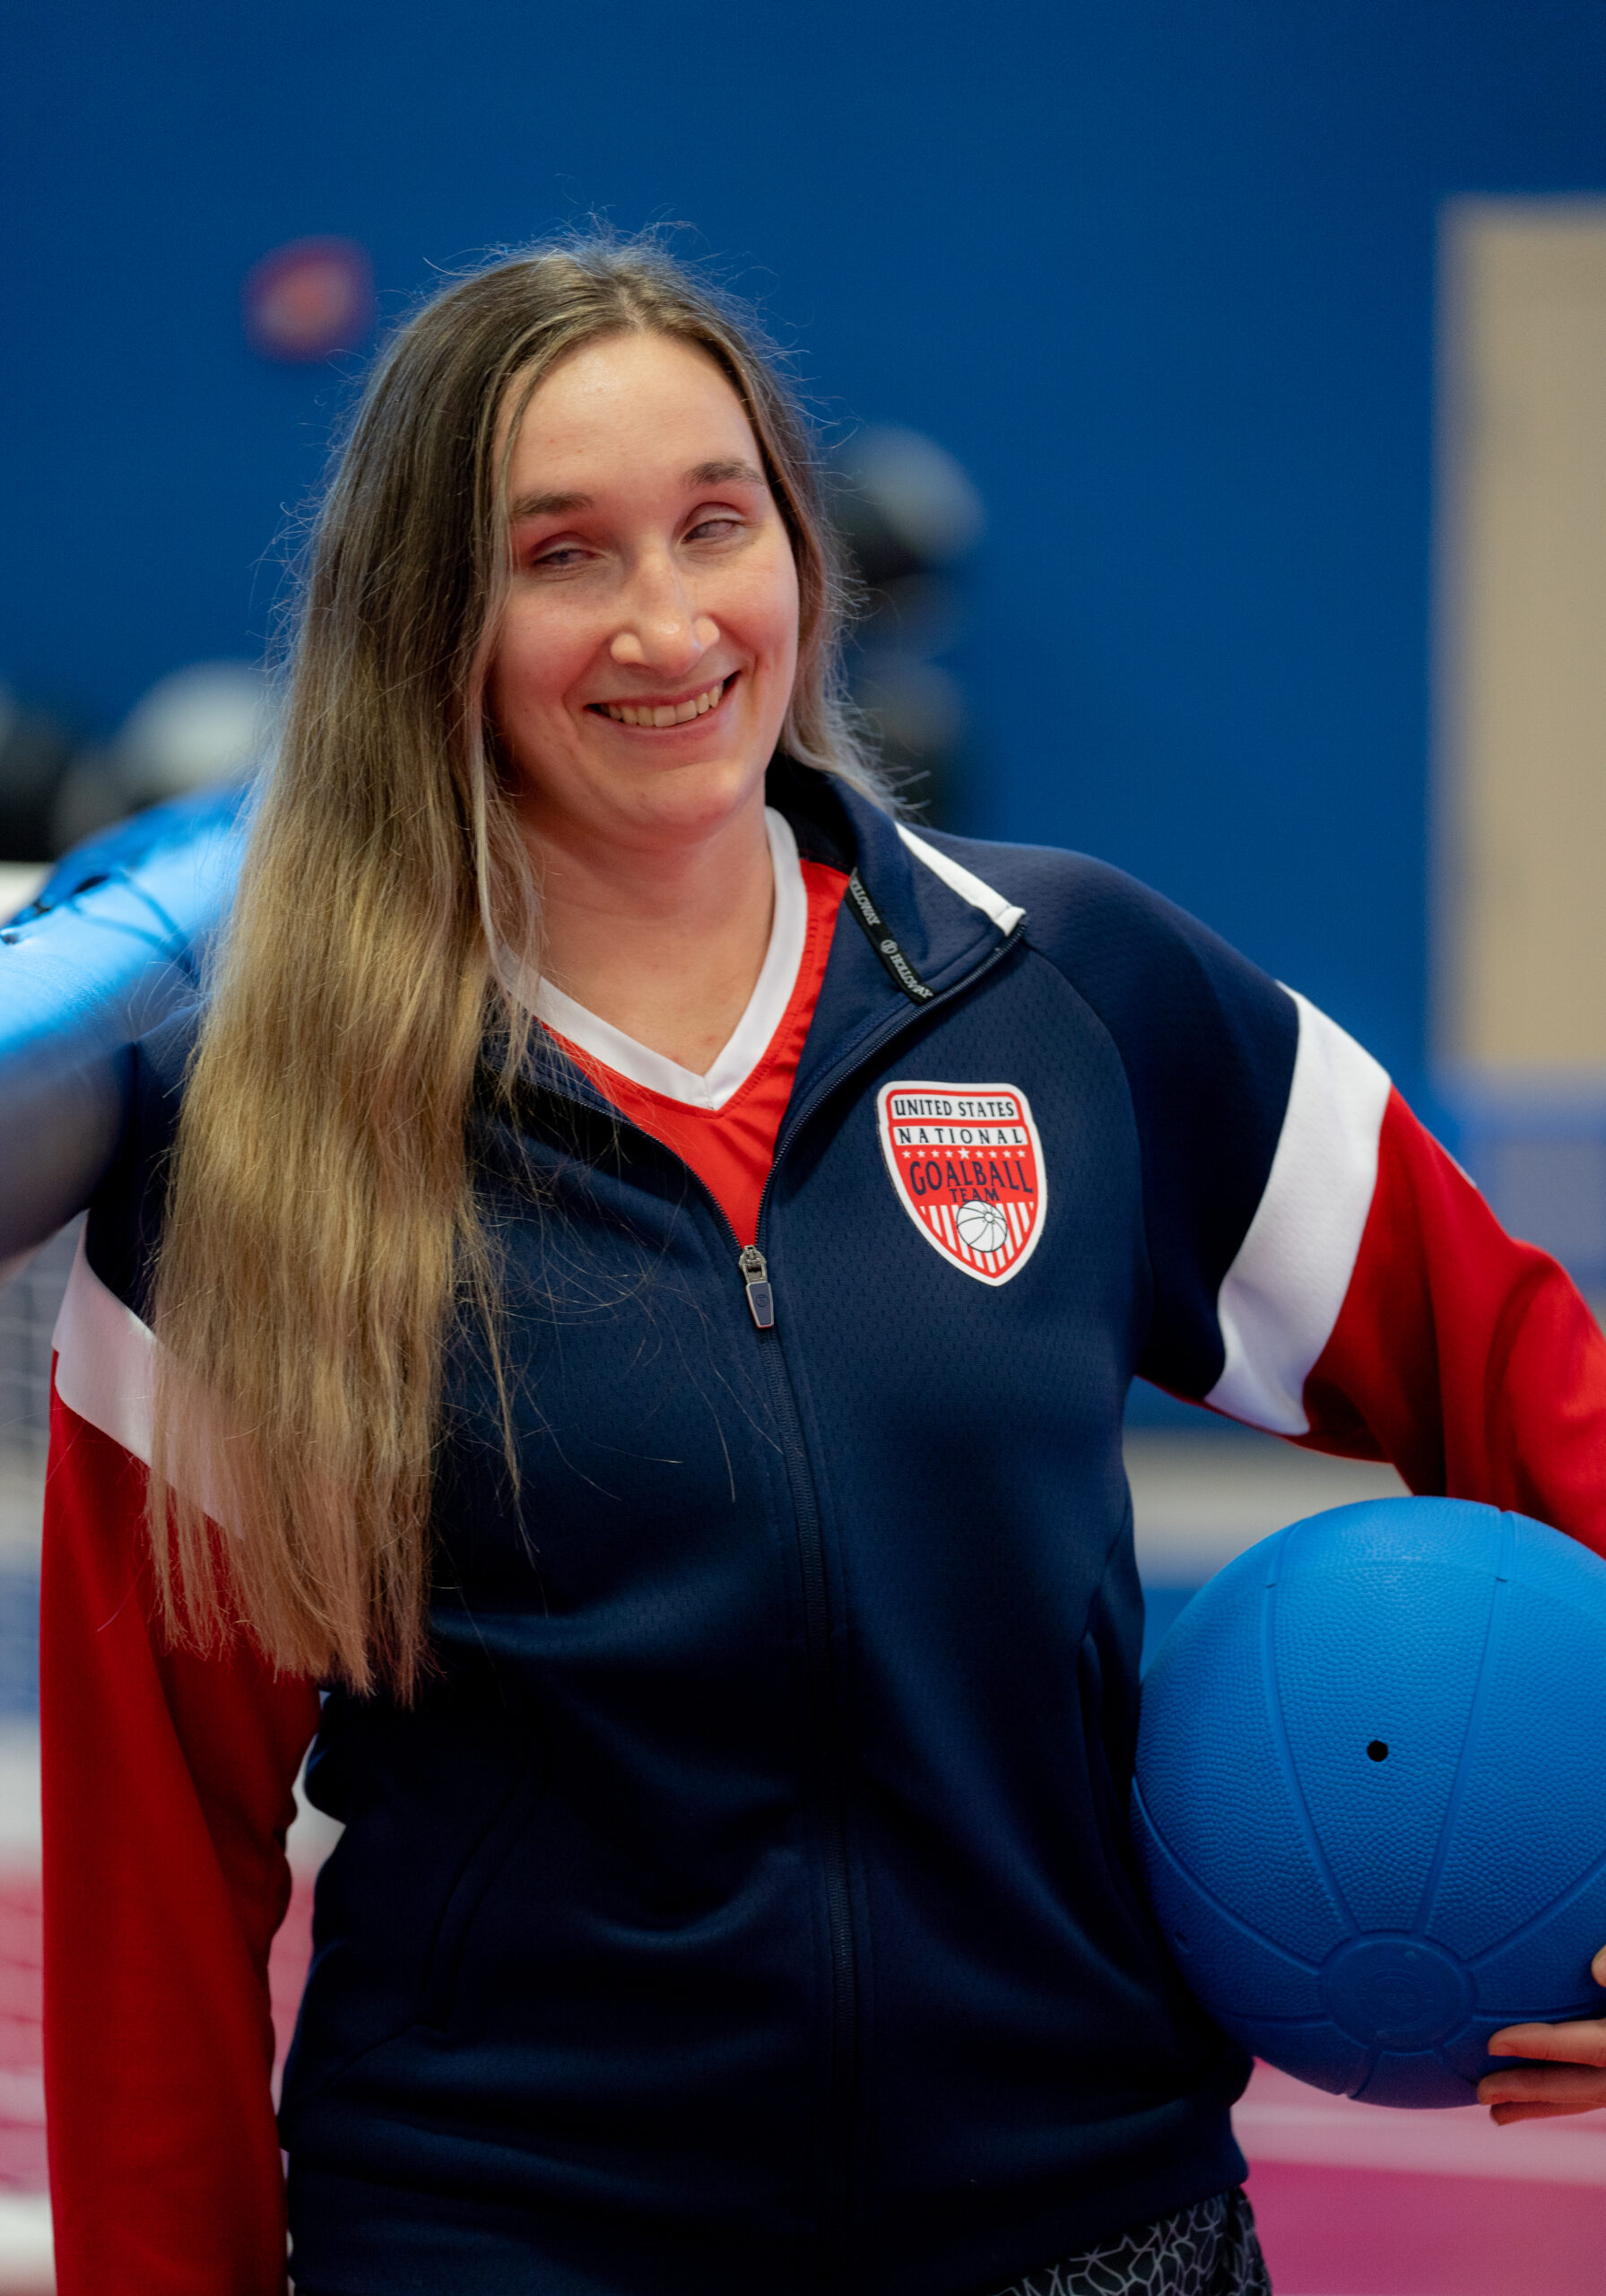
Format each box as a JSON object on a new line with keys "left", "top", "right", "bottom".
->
{"left": 0, "top": 782, "right": 247, "bottom": 1267}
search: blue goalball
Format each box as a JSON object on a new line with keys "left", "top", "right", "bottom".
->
{"left": 1133, "top": 1498, "right": 1606, "bottom": 2108}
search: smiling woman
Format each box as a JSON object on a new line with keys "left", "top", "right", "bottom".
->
{"left": 488, "top": 332, "right": 802, "bottom": 1069}
{"left": 37, "top": 235, "right": 1606, "bottom": 2296}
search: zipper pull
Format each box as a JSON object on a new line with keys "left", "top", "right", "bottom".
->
{"left": 738, "top": 1244, "right": 776, "bottom": 1330}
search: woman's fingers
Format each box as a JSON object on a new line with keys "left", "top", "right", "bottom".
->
{"left": 1489, "top": 2098, "right": 1605, "bottom": 2125}
{"left": 1478, "top": 2016, "right": 1606, "bottom": 2118}
{"left": 1480, "top": 2063, "right": 1606, "bottom": 2106}
{"left": 1486, "top": 2018, "right": 1606, "bottom": 2066}
{"left": 1478, "top": 2015, "right": 1606, "bottom": 2118}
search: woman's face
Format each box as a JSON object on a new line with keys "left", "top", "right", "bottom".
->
{"left": 486, "top": 330, "right": 802, "bottom": 859}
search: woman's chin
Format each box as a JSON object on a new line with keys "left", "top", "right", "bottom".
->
{"left": 622, "top": 752, "right": 771, "bottom": 839}
{"left": 517, "top": 743, "right": 773, "bottom": 857}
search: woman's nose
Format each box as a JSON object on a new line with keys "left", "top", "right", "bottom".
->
{"left": 608, "top": 561, "right": 719, "bottom": 673}
{"left": 609, "top": 617, "right": 719, "bottom": 670}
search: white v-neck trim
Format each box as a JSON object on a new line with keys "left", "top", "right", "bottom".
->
{"left": 522, "top": 809, "right": 808, "bottom": 1112}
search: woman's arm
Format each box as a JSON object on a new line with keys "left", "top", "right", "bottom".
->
{"left": 1299, "top": 1085, "right": 1606, "bottom": 1554}
{"left": 42, "top": 1385, "right": 320, "bottom": 2295}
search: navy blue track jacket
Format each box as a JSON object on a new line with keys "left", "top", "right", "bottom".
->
{"left": 48, "top": 760, "right": 1606, "bottom": 2294}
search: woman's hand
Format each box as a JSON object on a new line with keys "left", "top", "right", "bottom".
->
{"left": 1479, "top": 1945, "right": 1606, "bottom": 2123}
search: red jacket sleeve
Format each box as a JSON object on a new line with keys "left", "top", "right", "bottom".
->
{"left": 41, "top": 1380, "right": 321, "bottom": 2296}
{"left": 1300, "top": 1088, "right": 1606, "bottom": 1559}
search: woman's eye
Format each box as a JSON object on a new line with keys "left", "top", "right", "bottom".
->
{"left": 529, "top": 544, "right": 588, "bottom": 571}
{"left": 687, "top": 516, "right": 742, "bottom": 544}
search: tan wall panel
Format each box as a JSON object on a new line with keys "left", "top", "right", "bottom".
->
{"left": 1439, "top": 203, "right": 1606, "bottom": 1074}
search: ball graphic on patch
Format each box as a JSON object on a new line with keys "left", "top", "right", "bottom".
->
{"left": 955, "top": 1198, "right": 1009, "bottom": 1253}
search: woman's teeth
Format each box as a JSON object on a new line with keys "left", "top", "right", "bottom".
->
{"left": 601, "top": 678, "right": 727, "bottom": 728}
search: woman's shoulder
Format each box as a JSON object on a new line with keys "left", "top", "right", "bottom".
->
{"left": 906, "top": 824, "right": 1280, "bottom": 998}
{"left": 903, "top": 822, "right": 1298, "bottom": 1103}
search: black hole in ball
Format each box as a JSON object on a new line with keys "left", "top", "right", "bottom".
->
{"left": 1367, "top": 1740, "right": 1389, "bottom": 1761}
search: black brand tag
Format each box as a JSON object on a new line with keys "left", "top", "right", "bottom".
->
{"left": 845, "top": 869, "right": 934, "bottom": 1004}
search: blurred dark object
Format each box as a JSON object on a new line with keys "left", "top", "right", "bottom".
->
{"left": 18, "top": 774, "right": 253, "bottom": 921}
{"left": 833, "top": 425, "right": 985, "bottom": 590}
{"left": 244, "top": 236, "right": 376, "bottom": 363}
{"left": 0, "top": 692, "right": 74, "bottom": 862}
{"left": 50, "top": 661, "right": 269, "bottom": 852}
{"left": 831, "top": 426, "right": 984, "bottom": 828}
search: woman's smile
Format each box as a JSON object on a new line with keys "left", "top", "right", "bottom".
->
{"left": 590, "top": 671, "right": 735, "bottom": 730}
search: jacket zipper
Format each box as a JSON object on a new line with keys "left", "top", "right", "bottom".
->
{"left": 525, "top": 919, "right": 1025, "bottom": 2285}
{"left": 737, "top": 1244, "right": 775, "bottom": 1328}
{"left": 745, "top": 1298, "right": 856, "bottom": 2282}
{"left": 725, "top": 924, "right": 1024, "bottom": 2285}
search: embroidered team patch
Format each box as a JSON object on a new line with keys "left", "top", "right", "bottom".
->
{"left": 876, "top": 1081, "right": 1046, "bottom": 1285}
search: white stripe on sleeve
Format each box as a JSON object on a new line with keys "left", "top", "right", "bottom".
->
{"left": 52, "top": 1225, "right": 157, "bottom": 1466}
{"left": 1204, "top": 990, "right": 1391, "bottom": 1437}
{"left": 53, "top": 1232, "right": 234, "bottom": 1524}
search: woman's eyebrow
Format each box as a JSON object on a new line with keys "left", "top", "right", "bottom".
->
{"left": 507, "top": 462, "right": 766, "bottom": 525}
{"left": 685, "top": 458, "right": 767, "bottom": 488}
{"left": 508, "top": 488, "right": 592, "bottom": 522}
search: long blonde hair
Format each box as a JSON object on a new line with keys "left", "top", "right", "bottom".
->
{"left": 149, "top": 236, "right": 883, "bottom": 1695}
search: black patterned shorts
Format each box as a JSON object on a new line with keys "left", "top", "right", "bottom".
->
{"left": 983, "top": 2187, "right": 1272, "bottom": 2296}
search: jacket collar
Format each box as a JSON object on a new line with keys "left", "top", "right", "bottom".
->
{"left": 768, "top": 760, "right": 1028, "bottom": 1133}
{"left": 769, "top": 759, "right": 1022, "bottom": 991}
{"left": 497, "top": 760, "right": 1027, "bottom": 1125}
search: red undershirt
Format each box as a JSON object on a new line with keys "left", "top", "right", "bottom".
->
{"left": 544, "top": 858, "right": 849, "bottom": 1245}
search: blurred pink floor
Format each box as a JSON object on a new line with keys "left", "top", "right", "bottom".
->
{"left": 3, "top": 1868, "right": 1605, "bottom": 2292}
{"left": 1238, "top": 2062, "right": 1606, "bottom": 2294}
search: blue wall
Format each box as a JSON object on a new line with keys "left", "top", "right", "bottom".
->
{"left": 5, "top": 0, "right": 1605, "bottom": 1109}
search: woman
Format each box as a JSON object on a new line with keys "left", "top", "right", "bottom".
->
{"left": 39, "top": 238, "right": 1606, "bottom": 2296}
